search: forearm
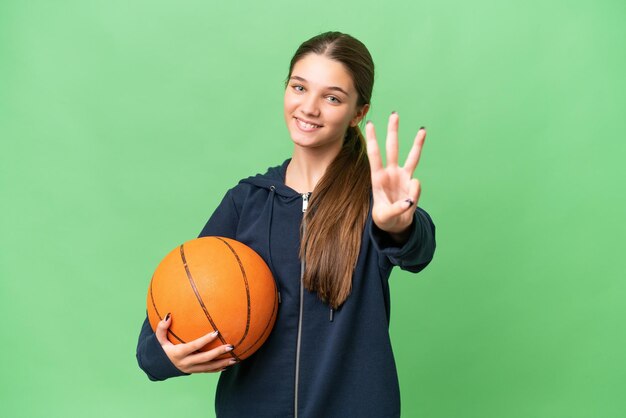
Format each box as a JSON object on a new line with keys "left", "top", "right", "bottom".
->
{"left": 370, "top": 207, "right": 436, "bottom": 272}
{"left": 136, "top": 314, "right": 189, "bottom": 381}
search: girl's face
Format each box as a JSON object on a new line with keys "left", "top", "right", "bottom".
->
{"left": 284, "top": 53, "right": 368, "bottom": 152}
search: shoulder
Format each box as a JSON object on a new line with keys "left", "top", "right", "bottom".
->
{"left": 224, "top": 158, "right": 291, "bottom": 204}
{"left": 237, "top": 159, "right": 290, "bottom": 186}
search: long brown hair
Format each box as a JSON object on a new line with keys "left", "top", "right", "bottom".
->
{"left": 285, "top": 31, "right": 375, "bottom": 309}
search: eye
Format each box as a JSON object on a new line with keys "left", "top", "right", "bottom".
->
{"left": 327, "top": 96, "right": 341, "bottom": 104}
{"left": 292, "top": 84, "right": 305, "bottom": 92}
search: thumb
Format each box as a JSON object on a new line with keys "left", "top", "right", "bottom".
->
{"left": 386, "top": 198, "right": 415, "bottom": 219}
{"left": 155, "top": 313, "right": 173, "bottom": 347}
{"left": 388, "top": 178, "right": 420, "bottom": 218}
{"left": 390, "top": 178, "right": 421, "bottom": 215}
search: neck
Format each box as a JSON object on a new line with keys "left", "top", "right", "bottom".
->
{"left": 285, "top": 143, "right": 342, "bottom": 193}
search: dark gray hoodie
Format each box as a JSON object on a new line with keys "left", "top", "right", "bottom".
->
{"left": 136, "top": 158, "right": 436, "bottom": 418}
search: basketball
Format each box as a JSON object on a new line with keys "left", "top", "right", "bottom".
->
{"left": 146, "top": 236, "right": 278, "bottom": 361}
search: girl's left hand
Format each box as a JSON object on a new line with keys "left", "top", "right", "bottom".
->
{"left": 365, "top": 112, "right": 426, "bottom": 240}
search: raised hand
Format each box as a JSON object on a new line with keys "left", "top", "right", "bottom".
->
{"left": 365, "top": 112, "right": 426, "bottom": 241}
{"left": 155, "top": 313, "right": 238, "bottom": 373}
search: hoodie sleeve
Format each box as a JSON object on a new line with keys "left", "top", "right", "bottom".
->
{"left": 198, "top": 188, "right": 240, "bottom": 238}
{"left": 136, "top": 189, "right": 241, "bottom": 381}
{"left": 369, "top": 206, "right": 436, "bottom": 273}
{"left": 136, "top": 314, "right": 190, "bottom": 381}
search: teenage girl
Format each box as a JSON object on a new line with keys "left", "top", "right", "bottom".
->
{"left": 137, "top": 31, "right": 436, "bottom": 418}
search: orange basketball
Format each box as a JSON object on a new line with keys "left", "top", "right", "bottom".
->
{"left": 146, "top": 236, "right": 278, "bottom": 361}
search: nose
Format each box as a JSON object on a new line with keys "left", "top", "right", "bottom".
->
{"left": 300, "top": 94, "right": 320, "bottom": 117}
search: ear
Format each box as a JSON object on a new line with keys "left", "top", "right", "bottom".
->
{"left": 350, "top": 104, "right": 370, "bottom": 127}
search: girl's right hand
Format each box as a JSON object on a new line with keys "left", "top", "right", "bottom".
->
{"left": 155, "top": 313, "right": 238, "bottom": 373}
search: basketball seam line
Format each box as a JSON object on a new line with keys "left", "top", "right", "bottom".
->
{"left": 215, "top": 237, "right": 252, "bottom": 349}
{"left": 180, "top": 243, "right": 239, "bottom": 361}
{"left": 237, "top": 287, "right": 278, "bottom": 357}
{"left": 149, "top": 277, "right": 186, "bottom": 344}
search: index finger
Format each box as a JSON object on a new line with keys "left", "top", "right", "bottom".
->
{"left": 180, "top": 330, "right": 221, "bottom": 355}
{"left": 365, "top": 121, "right": 383, "bottom": 172}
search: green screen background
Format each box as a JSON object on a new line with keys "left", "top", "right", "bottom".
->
{"left": 1, "top": 0, "right": 624, "bottom": 417}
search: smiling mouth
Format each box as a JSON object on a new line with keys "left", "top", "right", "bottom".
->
{"left": 295, "top": 117, "right": 322, "bottom": 130}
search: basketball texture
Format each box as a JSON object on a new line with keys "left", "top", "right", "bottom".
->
{"left": 147, "top": 236, "right": 278, "bottom": 361}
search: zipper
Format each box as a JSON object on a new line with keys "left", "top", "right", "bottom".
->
{"left": 301, "top": 192, "right": 309, "bottom": 212}
{"left": 294, "top": 192, "right": 309, "bottom": 418}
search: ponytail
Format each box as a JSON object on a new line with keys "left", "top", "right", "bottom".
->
{"left": 300, "top": 125, "right": 371, "bottom": 309}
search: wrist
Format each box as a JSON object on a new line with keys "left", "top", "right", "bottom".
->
{"left": 374, "top": 216, "right": 414, "bottom": 246}
{"left": 386, "top": 223, "right": 412, "bottom": 246}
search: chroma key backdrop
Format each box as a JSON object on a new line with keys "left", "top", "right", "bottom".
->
{"left": 1, "top": 0, "right": 624, "bottom": 417}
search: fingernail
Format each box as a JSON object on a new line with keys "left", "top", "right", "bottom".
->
{"left": 391, "top": 111, "right": 397, "bottom": 115}
{"left": 225, "top": 345, "right": 234, "bottom": 352}
{"left": 210, "top": 330, "right": 219, "bottom": 337}
{"left": 405, "top": 198, "right": 414, "bottom": 207}
{"left": 366, "top": 120, "right": 371, "bottom": 125}
{"left": 229, "top": 359, "right": 238, "bottom": 365}
{"left": 164, "top": 313, "right": 170, "bottom": 321}
{"left": 419, "top": 126, "right": 426, "bottom": 131}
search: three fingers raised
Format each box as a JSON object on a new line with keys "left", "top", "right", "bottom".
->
{"left": 365, "top": 114, "right": 426, "bottom": 176}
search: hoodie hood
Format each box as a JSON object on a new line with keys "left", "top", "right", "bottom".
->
{"left": 239, "top": 158, "right": 302, "bottom": 199}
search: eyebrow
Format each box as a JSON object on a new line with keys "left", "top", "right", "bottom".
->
{"left": 289, "top": 76, "right": 350, "bottom": 96}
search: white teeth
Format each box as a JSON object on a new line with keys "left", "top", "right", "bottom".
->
{"left": 297, "top": 118, "right": 320, "bottom": 129}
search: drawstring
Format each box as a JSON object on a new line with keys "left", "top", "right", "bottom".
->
{"left": 267, "top": 185, "right": 281, "bottom": 304}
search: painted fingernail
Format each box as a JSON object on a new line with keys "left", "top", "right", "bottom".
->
{"left": 366, "top": 120, "right": 372, "bottom": 125}
{"left": 419, "top": 126, "right": 426, "bottom": 131}
{"left": 405, "top": 198, "right": 414, "bottom": 207}
{"left": 164, "top": 313, "right": 170, "bottom": 321}
{"left": 210, "top": 330, "right": 219, "bottom": 337}
{"left": 229, "top": 359, "right": 238, "bottom": 365}
{"left": 225, "top": 345, "right": 234, "bottom": 352}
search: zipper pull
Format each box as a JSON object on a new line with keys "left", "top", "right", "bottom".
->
{"left": 329, "top": 308, "right": 334, "bottom": 322}
{"left": 302, "top": 193, "right": 310, "bottom": 213}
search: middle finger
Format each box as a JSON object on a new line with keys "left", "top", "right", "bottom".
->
{"left": 386, "top": 112, "right": 399, "bottom": 167}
